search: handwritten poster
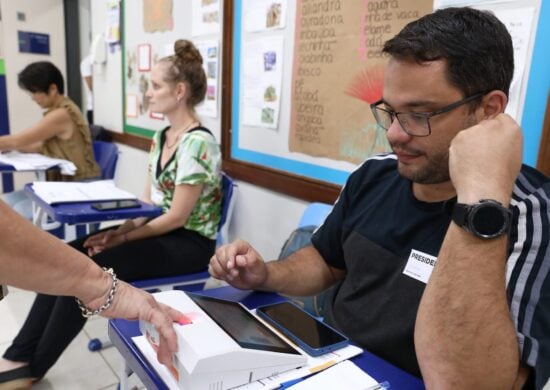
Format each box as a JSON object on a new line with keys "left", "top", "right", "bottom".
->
{"left": 288, "top": 0, "right": 432, "bottom": 164}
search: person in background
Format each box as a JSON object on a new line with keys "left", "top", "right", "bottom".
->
{"left": 0, "top": 39, "right": 222, "bottom": 383}
{"left": 80, "top": 54, "right": 94, "bottom": 124}
{"left": 0, "top": 201, "right": 183, "bottom": 389}
{"left": 0, "top": 61, "right": 100, "bottom": 218}
{"left": 210, "top": 7, "right": 550, "bottom": 389}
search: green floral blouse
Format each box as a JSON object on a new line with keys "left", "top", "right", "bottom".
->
{"left": 149, "top": 126, "right": 222, "bottom": 240}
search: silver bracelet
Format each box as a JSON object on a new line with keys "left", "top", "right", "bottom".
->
{"left": 75, "top": 267, "right": 119, "bottom": 318}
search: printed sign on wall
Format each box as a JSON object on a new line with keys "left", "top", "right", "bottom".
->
{"left": 18, "top": 31, "right": 50, "bottom": 55}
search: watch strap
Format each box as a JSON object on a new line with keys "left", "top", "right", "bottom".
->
{"left": 451, "top": 202, "right": 470, "bottom": 231}
{"left": 451, "top": 199, "right": 511, "bottom": 239}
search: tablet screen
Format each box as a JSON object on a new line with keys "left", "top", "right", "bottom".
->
{"left": 188, "top": 294, "right": 300, "bottom": 354}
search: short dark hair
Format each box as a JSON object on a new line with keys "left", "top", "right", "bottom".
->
{"left": 18, "top": 61, "right": 65, "bottom": 95}
{"left": 383, "top": 7, "right": 514, "bottom": 98}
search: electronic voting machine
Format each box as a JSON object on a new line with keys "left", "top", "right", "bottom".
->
{"left": 139, "top": 290, "right": 307, "bottom": 389}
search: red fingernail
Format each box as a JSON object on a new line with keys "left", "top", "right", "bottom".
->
{"left": 177, "top": 315, "right": 193, "bottom": 325}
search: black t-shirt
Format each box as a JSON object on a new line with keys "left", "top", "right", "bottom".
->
{"left": 311, "top": 153, "right": 550, "bottom": 386}
{"left": 313, "top": 154, "right": 451, "bottom": 376}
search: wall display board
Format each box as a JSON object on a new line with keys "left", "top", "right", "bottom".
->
{"left": 122, "top": 0, "right": 222, "bottom": 137}
{"left": 222, "top": 0, "right": 433, "bottom": 202}
{"left": 221, "top": 0, "right": 549, "bottom": 203}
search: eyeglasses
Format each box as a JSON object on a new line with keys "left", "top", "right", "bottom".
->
{"left": 370, "top": 92, "right": 485, "bottom": 137}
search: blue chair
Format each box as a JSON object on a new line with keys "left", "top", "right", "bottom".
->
{"left": 129, "top": 172, "right": 236, "bottom": 291}
{"left": 218, "top": 172, "right": 237, "bottom": 246}
{"left": 38, "top": 141, "right": 120, "bottom": 239}
{"left": 279, "top": 202, "right": 333, "bottom": 318}
{"left": 93, "top": 141, "right": 119, "bottom": 179}
{"left": 298, "top": 202, "right": 332, "bottom": 228}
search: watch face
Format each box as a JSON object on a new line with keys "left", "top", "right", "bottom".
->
{"left": 470, "top": 203, "right": 508, "bottom": 237}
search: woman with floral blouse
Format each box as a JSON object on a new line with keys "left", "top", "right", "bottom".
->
{"left": 0, "top": 39, "right": 221, "bottom": 384}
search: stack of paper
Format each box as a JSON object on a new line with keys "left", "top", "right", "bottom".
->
{"left": 0, "top": 152, "right": 77, "bottom": 175}
{"left": 32, "top": 180, "right": 137, "bottom": 204}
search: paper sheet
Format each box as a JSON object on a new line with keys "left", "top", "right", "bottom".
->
{"left": 0, "top": 152, "right": 76, "bottom": 175}
{"left": 289, "top": 360, "right": 379, "bottom": 389}
{"left": 132, "top": 336, "right": 363, "bottom": 390}
{"left": 31, "top": 180, "right": 137, "bottom": 204}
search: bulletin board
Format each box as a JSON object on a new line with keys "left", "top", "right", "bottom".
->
{"left": 221, "top": 0, "right": 550, "bottom": 203}
{"left": 121, "top": 0, "right": 223, "bottom": 138}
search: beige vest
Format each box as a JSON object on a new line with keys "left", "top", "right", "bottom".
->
{"left": 41, "top": 97, "right": 100, "bottom": 181}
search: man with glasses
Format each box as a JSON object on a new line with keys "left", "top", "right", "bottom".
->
{"left": 210, "top": 7, "right": 549, "bottom": 388}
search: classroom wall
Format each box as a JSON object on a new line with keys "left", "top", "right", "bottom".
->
{"left": 0, "top": 0, "right": 66, "bottom": 134}
{"left": 91, "top": 0, "right": 309, "bottom": 259}
{"left": 90, "top": 0, "right": 123, "bottom": 132}
{"left": 0, "top": 0, "right": 66, "bottom": 191}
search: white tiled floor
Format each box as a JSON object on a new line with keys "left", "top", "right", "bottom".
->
{"left": 0, "top": 287, "right": 144, "bottom": 389}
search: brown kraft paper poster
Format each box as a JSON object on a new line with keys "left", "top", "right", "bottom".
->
{"left": 289, "top": 0, "right": 433, "bottom": 164}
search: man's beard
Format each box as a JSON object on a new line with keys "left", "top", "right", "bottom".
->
{"left": 394, "top": 148, "right": 451, "bottom": 184}
{"left": 393, "top": 114, "right": 477, "bottom": 185}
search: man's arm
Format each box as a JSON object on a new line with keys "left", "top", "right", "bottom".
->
{"left": 264, "top": 246, "right": 345, "bottom": 295}
{"left": 209, "top": 240, "right": 345, "bottom": 296}
{"left": 415, "top": 113, "right": 525, "bottom": 388}
{"left": 416, "top": 225, "right": 521, "bottom": 387}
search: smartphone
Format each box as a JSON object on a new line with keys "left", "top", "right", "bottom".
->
{"left": 91, "top": 199, "right": 141, "bottom": 211}
{"left": 255, "top": 301, "right": 349, "bottom": 356}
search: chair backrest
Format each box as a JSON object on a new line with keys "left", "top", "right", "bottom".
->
{"left": 298, "top": 202, "right": 332, "bottom": 228}
{"left": 278, "top": 202, "right": 333, "bottom": 318}
{"left": 217, "top": 172, "right": 237, "bottom": 246}
{"left": 93, "top": 141, "right": 119, "bottom": 180}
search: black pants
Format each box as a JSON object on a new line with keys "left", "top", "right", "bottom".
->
{"left": 3, "top": 226, "right": 215, "bottom": 378}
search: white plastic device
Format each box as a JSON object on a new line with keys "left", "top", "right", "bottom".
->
{"left": 139, "top": 290, "right": 307, "bottom": 389}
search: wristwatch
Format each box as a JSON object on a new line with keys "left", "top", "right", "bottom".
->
{"left": 452, "top": 199, "right": 512, "bottom": 239}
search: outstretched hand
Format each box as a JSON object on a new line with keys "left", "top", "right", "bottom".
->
{"left": 209, "top": 239, "right": 268, "bottom": 290}
{"left": 101, "top": 281, "right": 186, "bottom": 366}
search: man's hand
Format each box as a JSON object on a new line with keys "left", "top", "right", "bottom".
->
{"left": 209, "top": 239, "right": 268, "bottom": 290}
{"left": 99, "top": 281, "right": 186, "bottom": 366}
{"left": 449, "top": 113, "right": 522, "bottom": 205}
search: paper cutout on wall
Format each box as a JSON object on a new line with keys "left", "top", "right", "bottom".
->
{"left": 143, "top": 0, "right": 174, "bottom": 33}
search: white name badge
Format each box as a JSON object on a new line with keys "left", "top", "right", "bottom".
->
{"left": 403, "top": 249, "right": 437, "bottom": 284}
